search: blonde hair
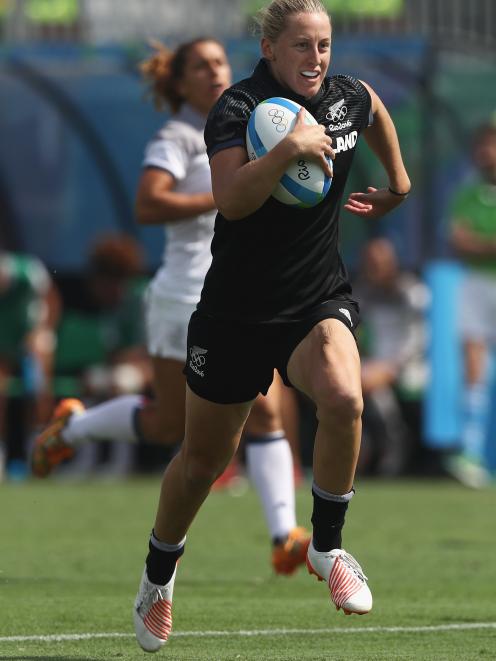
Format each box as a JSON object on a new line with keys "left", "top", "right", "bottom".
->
{"left": 139, "top": 37, "right": 224, "bottom": 113}
{"left": 253, "top": 0, "right": 330, "bottom": 42}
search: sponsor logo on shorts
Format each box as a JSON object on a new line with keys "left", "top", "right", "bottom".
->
{"left": 339, "top": 308, "right": 353, "bottom": 326}
{"left": 189, "top": 345, "right": 208, "bottom": 377}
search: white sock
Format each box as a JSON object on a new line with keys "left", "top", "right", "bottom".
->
{"left": 461, "top": 383, "right": 489, "bottom": 463}
{"left": 61, "top": 394, "right": 143, "bottom": 446}
{"left": 245, "top": 432, "right": 296, "bottom": 541}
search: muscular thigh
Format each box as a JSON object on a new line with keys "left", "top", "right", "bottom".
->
{"left": 141, "top": 356, "right": 187, "bottom": 443}
{"left": 245, "top": 372, "right": 283, "bottom": 434}
{"left": 184, "top": 385, "right": 253, "bottom": 463}
{"left": 287, "top": 318, "right": 361, "bottom": 402}
{"left": 142, "top": 292, "right": 196, "bottom": 441}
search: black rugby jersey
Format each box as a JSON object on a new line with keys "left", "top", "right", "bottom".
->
{"left": 200, "top": 58, "right": 371, "bottom": 323}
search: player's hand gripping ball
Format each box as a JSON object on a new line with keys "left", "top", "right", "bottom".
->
{"left": 246, "top": 97, "right": 332, "bottom": 208}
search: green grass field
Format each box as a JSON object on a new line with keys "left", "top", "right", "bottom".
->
{"left": 1, "top": 477, "right": 495, "bottom": 660}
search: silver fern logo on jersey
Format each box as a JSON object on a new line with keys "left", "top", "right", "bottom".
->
{"left": 327, "top": 99, "right": 348, "bottom": 121}
{"left": 189, "top": 345, "right": 208, "bottom": 377}
{"left": 326, "top": 99, "right": 352, "bottom": 132}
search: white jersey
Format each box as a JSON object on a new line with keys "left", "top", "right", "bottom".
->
{"left": 143, "top": 104, "right": 215, "bottom": 304}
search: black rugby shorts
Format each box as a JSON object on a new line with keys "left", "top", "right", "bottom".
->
{"left": 184, "top": 299, "right": 359, "bottom": 404}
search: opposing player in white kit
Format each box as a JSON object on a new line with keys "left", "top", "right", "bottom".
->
{"left": 32, "top": 37, "right": 310, "bottom": 576}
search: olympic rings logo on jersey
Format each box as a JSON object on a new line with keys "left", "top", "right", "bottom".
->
{"left": 268, "top": 108, "right": 288, "bottom": 132}
{"left": 326, "top": 100, "right": 348, "bottom": 123}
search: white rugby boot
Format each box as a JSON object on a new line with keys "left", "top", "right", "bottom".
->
{"left": 306, "top": 540, "right": 373, "bottom": 615}
{"left": 133, "top": 566, "right": 176, "bottom": 652}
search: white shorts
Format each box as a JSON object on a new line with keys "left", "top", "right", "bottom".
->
{"left": 145, "top": 288, "right": 196, "bottom": 361}
{"left": 458, "top": 271, "right": 496, "bottom": 344}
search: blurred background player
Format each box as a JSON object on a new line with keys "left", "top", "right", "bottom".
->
{"left": 446, "top": 120, "right": 496, "bottom": 488}
{"left": 353, "top": 237, "right": 429, "bottom": 477}
{"left": 32, "top": 37, "right": 309, "bottom": 574}
{"left": 48, "top": 233, "right": 150, "bottom": 476}
{"left": 0, "top": 249, "right": 59, "bottom": 480}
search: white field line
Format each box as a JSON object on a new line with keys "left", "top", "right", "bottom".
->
{"left": 1, "top": 622, "right": 496, "bottom": 643}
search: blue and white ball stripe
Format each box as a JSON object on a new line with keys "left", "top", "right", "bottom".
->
{"left": 246, "top": 97, "right": 332, "bottom": 208}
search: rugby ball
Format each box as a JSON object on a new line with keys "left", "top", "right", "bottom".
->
{"left": 246, "top": 96, "right": 332, "bottom": 208}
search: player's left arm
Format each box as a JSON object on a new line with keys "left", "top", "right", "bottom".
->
{"left": 344, "top": 81, "right": 411, "bottom": 219}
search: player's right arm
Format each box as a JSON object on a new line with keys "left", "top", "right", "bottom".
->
{"left": 210, "top": 109, "right": 333, "bottom": 221}
{"left": 135, "top": 168, "right": 215, "bottom": 225}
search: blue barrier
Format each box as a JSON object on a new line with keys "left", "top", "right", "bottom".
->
{"left": 423, "top": 260, "right": 464, "bottom": 447}
{"left": 484, "top": 361, "right": 496, "bottom": 471}
{"left": 424, "top": 260, "right": 496, "bottom": 471}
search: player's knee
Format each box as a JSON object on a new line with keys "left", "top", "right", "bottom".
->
{"left": 182, "top": 452, "right": 226, "bottom": 489}
{"left": 156, "top": 422, "right": 185, "bottom": 446}
{"left": 315, "top": 387, "right": 363, "bottom": 427}
{"left": 246, "top": 400, "right": 281, "bottom": 433}
{"left": 142, "top": 409, "right": 185, "bottom": 445}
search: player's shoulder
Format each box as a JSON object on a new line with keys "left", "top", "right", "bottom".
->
{"left": 204, "top": 79, "right": 260, "bottom": 155}
{"left": 159, "top": 116, "right": 202, "bottom": 143}
{"left": 325, "top": 74, "right": 370, "bottom": 103}
{"left": 315, "top": 75, "right": 371, "bottom": 131}
{"left": 210, "top": 77, "right": 266, "bottom": 121}
{"left": 151, "top": 114, "right": 204, "bottom": 156}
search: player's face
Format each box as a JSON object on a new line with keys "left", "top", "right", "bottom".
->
{"left": 177, "top": 41, "right": 232, "bottom": 116}
{"left": 262, "top": 12, "right": 331, "bottom": 99}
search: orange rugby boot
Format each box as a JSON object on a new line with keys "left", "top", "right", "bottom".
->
{"left": 272, "top": 526, "right": 311, "bottom": 575}
{"left": 31, "top": 398, "right": 85, "bottom": 477}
